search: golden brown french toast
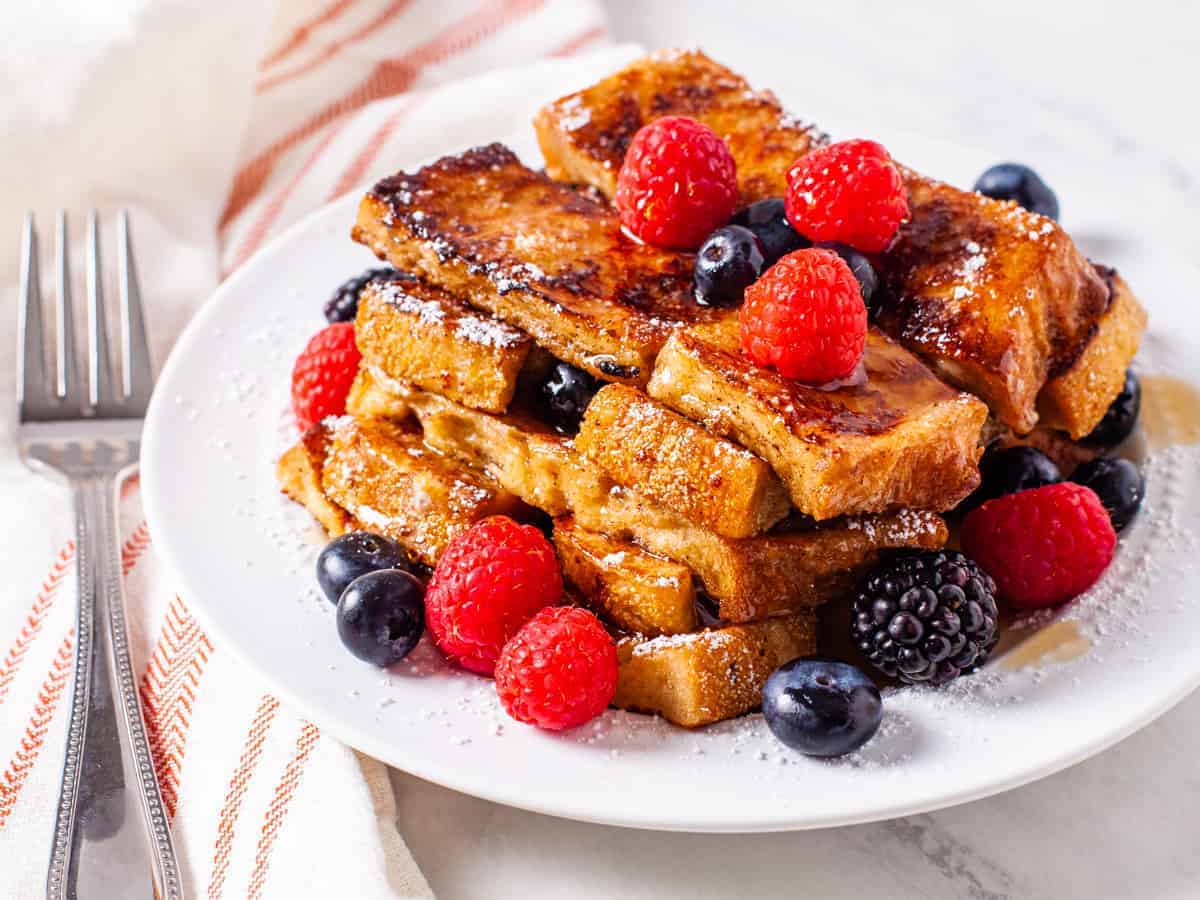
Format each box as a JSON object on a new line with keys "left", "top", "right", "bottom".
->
{"left": 554, "top": 516, "right": 698, "bottom": 636}
{"left": 877, "top": 173, "right": 1112, "bottom": 435}
{"left": 613, "top": 614, "right": 817, "bottom": 727}
{"left": 277, "top": 423, "right": 361, "bottom": 537}
{"left": 354, "top": 273, "right": 531, "bottom": 413}
{"left": 348, "top": 366, "right": 575, "bottom": 516}
{"left": 1037, "top": 270, "right": 1147, "bottom": 439}
{"left": 562, "top": 463, "right": 947, "bottom": 622}
{"left": 318, "top": 417, "right": 528, "bottom": 566}
{"left": 648, "top": 321, "right": 988, "bottom": 519}
{"left": 536, "top": 48, "right": 825, "bottom": 205}
{"left": 353, "top": 143, "right": 720, "bottom": 386}
{"left": 535, "top": 49, "right": 1145, "bottom": 438}
{"left": 575, "top": 383, "right": 789, "bottom": 538}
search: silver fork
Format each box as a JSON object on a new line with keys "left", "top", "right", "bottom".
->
{"left": 18, "top": 212, "right": 182, "bottom": 900}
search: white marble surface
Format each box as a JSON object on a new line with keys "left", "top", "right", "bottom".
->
{"left": 390, "top": 3, "right": 1200, "bottom": 898}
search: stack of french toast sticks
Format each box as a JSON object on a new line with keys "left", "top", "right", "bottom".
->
{"left": 278, "top": 50, "right": 1145, "bottom": 728}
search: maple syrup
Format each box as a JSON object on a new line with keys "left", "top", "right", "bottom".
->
{"left": 1139, "top": 374, "right": 1200, "bottom": 449}
{"left": 997, "top": 619, "right": 1091, "bottom": 671}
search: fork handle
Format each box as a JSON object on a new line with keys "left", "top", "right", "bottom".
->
{"left": 47, "top": 474, "right": 183, "bottom": 900}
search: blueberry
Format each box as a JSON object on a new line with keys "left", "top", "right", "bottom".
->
{"left": 336, "top": 570, "right": 426, "bottom": 666}
{"left": 974, "top": 163, "right": 1059, "bottom": 220}
{"left": 1086, "top": 370, "right": 1141, "bottom": 446}
{"left": 317, "top": 532, "right": 417, "bottom": 605}
{"left": 324, "top": 266, "right": 396, "bottom": 323}
{"left": 963, "top": 446, "right": 1061, "bottom": 511}
{"left": 1071, "top": 456, "right": 1144, "bottom": 531}
{"left": 731, "top": 198, "right": 807, "bottom": 263}
{"left": 693, "top": 225, "right": 766, "bottom": 308}
{"left": 816, "top": 241, "right": 879, "bottom": 309}
{"left": 762, "top": 657, "right": 882, "bottom": 757}
{"left": 539, "top": 361, "right": 600, "bottom": 434}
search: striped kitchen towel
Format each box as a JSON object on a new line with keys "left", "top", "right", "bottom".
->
{"left": 0, "top": 1, "right": 615, "bottom": 895}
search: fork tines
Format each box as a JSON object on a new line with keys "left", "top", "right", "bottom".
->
{"left": 18, "top": 211, "right": 153, "bottom": 423}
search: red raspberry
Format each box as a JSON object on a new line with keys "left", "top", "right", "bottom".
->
{"left": 785, "top": 139, "right": 909, "bottom": 253}
{"left": 425, "top": 516, "right": 563, "bottom": 675}
{"left": 291, "top": 322, "right": 361, "bottom": 431}
{"left": 961, "top": 483, "right": 1117, "bottom": 609}
{"left": 495, "top": 607, "right": 617, "bottom": 731}
{"left": 615, "top": 116, "right": 738, "bottom": 250}
{"left": 739, "top": 248, "right": 867, "bottom": 383}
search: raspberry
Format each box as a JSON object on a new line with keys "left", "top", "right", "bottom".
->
{"left": 290, "top": 322, "right": 362, "bottom": 432}
{"left": 425, "top": 516, "right": 563, "bottom": 675}
{"left": 961, "top": 483, "right": 1117, "bottom": 609}
{"left": 495, "top": 607, "right": 617, "bottom": 731}
{"left": 615, "top": 116, "right": 738, "bottom": 250}
{"left": 785, "top": 139, "right": 909, "bottom": 253}
{"left": 739, "top": 248, "right": 867, "bottom": 383}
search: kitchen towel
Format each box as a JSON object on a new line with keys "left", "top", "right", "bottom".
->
{"left": 0, "top": 1, "right": 619, "bottom": 895}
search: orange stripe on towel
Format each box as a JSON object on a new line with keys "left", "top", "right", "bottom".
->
{"left": 0, "top": 542, "right": 73, "bottom": 708}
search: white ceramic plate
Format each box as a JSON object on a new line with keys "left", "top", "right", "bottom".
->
{"left": 141, "top": 59, "right": 1200, "bottom": 832}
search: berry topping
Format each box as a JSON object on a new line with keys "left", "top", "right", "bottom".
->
{"left": 615, "top": 116, "right": 738, "bottom": 249}
{"left": 964, "top": 446, "right": 1062, "bottom": 511}
{"left": 961, "top": 483, "right": 1117, "bottom": 609}
{"left": 1071, "top": 456, "right": 1144, "bottom": 532}
{"left": 424, "top": 516, "right": 563, "bottom": 675}
{"left": 324, "top": 266, "right": 396, "bottom": 323}
{"left": 814, "top": 241, "right": 879, "bottom": 309}
{"left": 539, "top": 361, "right": 600, "bottom": 434}
{"left": 495, "top": 606, "right": 618, "bottom": 731}
{"left": 784, "top": 139, "right": 909, "bottom": 253}
{"left": 730, "top": 198, "right": 807, "bottom": 263}
{"left": 739, "top": 247, "right": 868, "bottom": 383}
{"left": 1086, "top": 369, "right": 1141, "bottom": 446}
{"left": 852, "top": 550, "right": 1000, "bottom": 685}
{"left": 693, "top": 225, "right": 765, "bottom": 307}
{"left": 974, "top": 163, "right": 1059, "bottom": 220}
{"left": 761, "top": 657, "right": 882, "bottom": 757}
{"left": 317, "top": 532, "right": 419, "bottom": 605}
{"left": 336, "top": 569, "right": 426, "bottom": 667}
{"left": 291, "top": 322, "right": 361, "bottom": 432}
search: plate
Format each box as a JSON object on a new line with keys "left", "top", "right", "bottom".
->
{"left": 141, "top": 55, "right": 1200, "bottom": 832}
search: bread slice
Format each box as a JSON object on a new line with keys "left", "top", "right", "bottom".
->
{"left": 348, "top": 366, "right": 575, "bottom": 516}
{"left": 354, "top": 273, "right": 532, "bottom": 413}
{"left": 878, "top": 172, "right": 1114, "bottom": 435}
{"left": 554, "top": 516, "right": 698, "bottom": 636}
{"left": 575, "top": 383, "right": 789, "bottom": 538}
{"left": 1037, "top": 270, "right": 1147, "bottom": 439}
{"left": 353, "top": 143, "right": 721, "bottom": 386}
{"left": 613, "top": 614, "right": 817, "bottom": 727}
{"left": 535, "top": 48, "right": 1145, "bottom": 438}
{"left": 561, "top": 463, "right": 947, "bottom": 622}
{"left": 648, "top": 321, "right": 988, "bottom": 519}
{"left": 318, "top": 417, "right": 527, "bottom": 565}
{"left": 277, "top": 422, "right": 360, "bottom": 536}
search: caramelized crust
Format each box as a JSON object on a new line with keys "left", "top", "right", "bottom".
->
{"left": 878, "top": 173, "right": 1111, "bottom": 434}
{"left": 319, "top": 417, "right": 527, "bottom": 565}
{"left": 648, "top": 322, "right": 987, "bottom": 519}
{"left": 613, "top": 614, "right": 818, "bottom": 727}
{"left": 576, "top": 384, "right": 789, "bottom": 538}
{"left": 353, "top": 144, "right": 723, "bottom": 385}
{"left": 554, "top": 517, "right": 698, "bottom": 636}
{"left": 535, "top": 49, "right": 1145, "bottom": 437}
{"left": 1037, "top": 271, "right": 1146, "bottom": 439}
{"left": 355, "top": 274, "right": 531, "bottom": 412}
{"left": 562, "top": 464, "right": 948, "bottom": 622}
{"left": 535, "top": 48, "right": 825, "bottom": 205}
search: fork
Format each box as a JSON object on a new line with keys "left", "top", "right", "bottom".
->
{"left": 18, "top": 211, "right": 182, "bottom": 899}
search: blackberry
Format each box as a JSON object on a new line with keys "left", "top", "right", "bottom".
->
{"left": 851, "top": 550, "right": 1000, "bottom": 686}
{"left": 324, "top": 266, "right": 396, "bottom": 323}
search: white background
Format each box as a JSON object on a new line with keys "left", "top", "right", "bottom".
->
{"left": 391, "top": 3, "right": 1200, "bottom": 898}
